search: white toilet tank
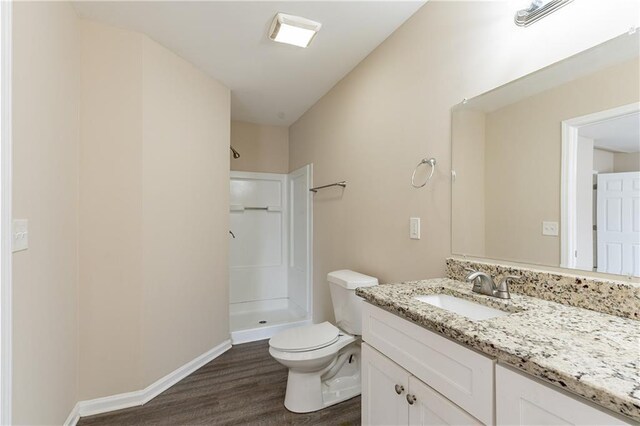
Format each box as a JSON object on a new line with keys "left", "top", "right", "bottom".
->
{"left": 327, "top": 270, "right": 378, "bottom": 335}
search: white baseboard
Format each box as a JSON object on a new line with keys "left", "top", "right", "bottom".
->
{"left": 64, "top": 339, "right": 232, "bottom": 425}
{"left": 64, "top": 404, "right": 80, "bottom": 426}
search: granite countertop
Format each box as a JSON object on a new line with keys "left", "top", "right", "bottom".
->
{"left": 356, "top": 278, "right": 640, "bottom": 422}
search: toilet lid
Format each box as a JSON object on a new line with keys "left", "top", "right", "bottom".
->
{"left": 269, "top": 322, "right": 340, "bottom": 352}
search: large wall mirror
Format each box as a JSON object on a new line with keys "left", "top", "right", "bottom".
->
{"left": 452, "top": 31, "right": 640, "bottom": 278}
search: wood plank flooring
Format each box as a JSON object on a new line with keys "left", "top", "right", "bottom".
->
{"left": 78, "top": 340, "right": 361, "bottom": 425}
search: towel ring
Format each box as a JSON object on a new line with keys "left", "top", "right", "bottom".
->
{"left": 411, "top": 157, "right": 437, "bottom": 188}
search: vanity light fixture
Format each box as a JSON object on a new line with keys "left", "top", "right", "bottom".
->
{"left": 515, "top": 0, "right": 573, "bottom": 27}
{"left": 269, "top": 13, "right": 322, "bottom": 48}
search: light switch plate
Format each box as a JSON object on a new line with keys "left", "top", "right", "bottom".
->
{"left": 542, "top": 221, "right": 559, "bottom": 236}
{"left": 410, "top": 217, "right": 421, "bottom": 240}
{"left": 12, "top": 219, "right": 28, "bottom": 252}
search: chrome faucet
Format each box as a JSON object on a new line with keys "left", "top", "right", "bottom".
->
{"left": 464, "top": 268, "right": 519, "bottom": 300}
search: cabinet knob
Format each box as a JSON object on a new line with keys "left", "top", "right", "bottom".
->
{"left": 406, "top": 394, "right": 417, "bottom": 405}
{"left": 394, "top": 384, "right": 405, "bottom": 395}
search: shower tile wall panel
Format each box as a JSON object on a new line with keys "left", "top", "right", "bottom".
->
{"left": 230, "top": 174, "right": 287, "bottom": 303}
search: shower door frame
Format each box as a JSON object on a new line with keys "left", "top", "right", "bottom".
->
{"left": 287, "top": 164, "right": 313, "bottom": 318}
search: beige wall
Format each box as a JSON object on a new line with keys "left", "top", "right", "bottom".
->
{"left": 230, "top": 121, "right": 289, "bottom": 173}
{"left": 79, "top": 21, "right": 145, "bottom": 399}
{"left": 12, "top": 2, "right": 80, "bottom": 424}
{"left": 614, "top": 151, "right": 640, "bottom": 172}
{"left": 594, "top": 148, "right": 614, "bottom": 172}
{"left": 140, "top": 36, "right": 230, "bottom": 386}
{"left": 289, "top": 0, "right": 640, "bottom": 323}
{"left": 13, "top": 12, "right": 231, "bottom": 415}
{"left": 79, "top": 20, "right": 230, "bottom": 400}
{"left": 594, "top": 150, "right": 639, "bottom": 173}
{"left": 483, "top": 58, "right": 639, "bottom": 266}
{"left": 452, "top": 110, "right": 486, "bottom": 257}
{"left": 14, "top": 6, "right": 230, "bottom": 418}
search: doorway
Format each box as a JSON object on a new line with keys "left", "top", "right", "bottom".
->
{"left": 561, "top": 103, "right": 640, "bottom": 276}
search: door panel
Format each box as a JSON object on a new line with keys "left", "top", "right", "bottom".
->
{"left": 496, "top": 365, "right": 629, "bottom": 425}
{"left": 408, "top": 376, "right": 481, "bottom": 426}
{"left": 597, "top": 172, "right": 640, "bottom": 276}
{"left": 362, "top": 343, "right": 410, "bottom": 426}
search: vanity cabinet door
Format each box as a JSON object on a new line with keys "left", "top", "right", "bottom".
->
{"left": 496, "top": 365, "right": 631, "bottom": 426}
{"left": 362, "top": 343, "right": 410, "bottom": 426}
{"left": 408, "top": 376, "right": 482, "bottom": 426}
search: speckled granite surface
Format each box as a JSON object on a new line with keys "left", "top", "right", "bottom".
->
{"left": 447, "top": 258, "right": 640, "bottom": 320}
{"left": 356, "top": 279, "right": 640, "bottom": 422}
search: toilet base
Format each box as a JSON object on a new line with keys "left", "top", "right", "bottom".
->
{"left": 284, "top": 346, "right": 361, "bottom": 413}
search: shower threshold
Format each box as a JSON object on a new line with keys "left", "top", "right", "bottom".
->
{"left": 229, "top": 299, "right": 310, "bottom": 345}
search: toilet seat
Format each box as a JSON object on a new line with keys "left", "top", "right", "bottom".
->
{"left": 269, "top": 322, "right": 340, "bottom": 353}
{"left": 269, "top": 333, "right": 356, "bottom": 363}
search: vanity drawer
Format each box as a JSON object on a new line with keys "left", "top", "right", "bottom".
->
{"left": 362, "top": 303, "right": 495, "bottom": 425}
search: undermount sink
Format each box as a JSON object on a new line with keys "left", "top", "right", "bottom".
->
{"left": 414, "top": 294, "right": 510, "bottom": 321}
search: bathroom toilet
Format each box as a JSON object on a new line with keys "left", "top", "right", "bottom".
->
{"left": 268, "top": 270, "right": 378, "bottom": 413}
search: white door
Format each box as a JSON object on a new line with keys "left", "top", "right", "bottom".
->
{"left": 287, "top": 165, "right": 312, "bottom": 314}
{"left": 408, "top": 376, "right": 481, "bottom": 426}
{"left": 229, "top": 171, "right": 287, "bottom": 303}
{"left": 362, "top": 343, "right": 410, "bottom": 426}
{"left": 596, "top": 172, "right": 640, "bottom": 276}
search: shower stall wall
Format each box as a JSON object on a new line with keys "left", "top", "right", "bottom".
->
{"left": 229, "top": 165, "right": 312, "bottom": 344}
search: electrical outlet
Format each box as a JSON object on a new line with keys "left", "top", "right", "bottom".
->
{"left": 542, "top": 221, "right": 559, "bottom": 236}
{"left": 410, "top": 217, "right": 421, "bottom": 240}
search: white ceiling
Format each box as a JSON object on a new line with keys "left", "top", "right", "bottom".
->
{"left": 582, "top": 112, "right": 640, "bottom": 153}
{"left": 73, "top": 1, "right": 426, "bottom": 126}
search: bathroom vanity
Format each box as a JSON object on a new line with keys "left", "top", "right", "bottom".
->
{"left": 355, "top": 28, "right": 639, "bottom": 426}
{"left": 356, "top": 26, "right": 640, "bottom": 426}
{"left": 357, "top": 277, "right": 639, "bottom": 425}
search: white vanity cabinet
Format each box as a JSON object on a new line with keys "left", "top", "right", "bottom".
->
{"left": 496, "top": 365, "right": 630, "bottom": 426}
{"left": 361, "top": 303, "right": 493, "bottom": 425}
{"left": 362, "top": 343, "right": 481, "bottom": 426}
{"left": 361, "top": 302, "right": 634, "bottom": 426}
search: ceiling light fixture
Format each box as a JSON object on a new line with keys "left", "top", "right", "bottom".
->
{"left": 269, "top": 13, "right": 322, "bottom": 48}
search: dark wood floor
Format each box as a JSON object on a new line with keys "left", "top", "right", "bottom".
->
{"left": 78, "top": 340, "right": 361, "bottom": 425}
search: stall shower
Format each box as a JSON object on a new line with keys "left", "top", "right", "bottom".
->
{"left": 229, "top": 165, "right": 313, "bottom": 343}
